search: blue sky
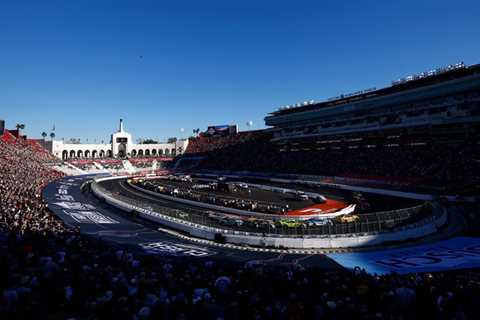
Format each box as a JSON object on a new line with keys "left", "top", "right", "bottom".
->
{"left": 1, "top": 0, "right": 479, "bottom": 142}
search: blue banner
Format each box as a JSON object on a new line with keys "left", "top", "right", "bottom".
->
{"left": 328, "top": 237, "right": 480, "bottom": 274}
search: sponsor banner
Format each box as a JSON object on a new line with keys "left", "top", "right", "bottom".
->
{"left": 287, "top": 199, "right": 349, "bottom": 216}
{"left": 328, "top": 237, "right": 480, "bottom": 274}
{"left": 50, "top": 179, "right": 119, "bottom": 225}
{"left": 140, "top": 241, "right": 214, "bottom": 257}
{"left": 205, "top": 125, "right": 237, "bottom": 136}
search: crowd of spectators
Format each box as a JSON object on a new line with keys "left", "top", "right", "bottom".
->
{"left": 0, "top": 135, "right": 65, "bottom": 235}
{"left": 129, "top": 157, "right": 168, "bottom": 169}
{"left": 186, "top": 131, "right": 259, "bottom": 154}
{"left": 3, "top": 229, "right": 480, "bottom": 320}
{"left": 183, "top": 131, "right": 480, "bottom": 186}
{"left": 67, "top": 158, "right": 170, "bottom": 172}
{"left": 2, "top": 131, "right": 480, "bottom": 319}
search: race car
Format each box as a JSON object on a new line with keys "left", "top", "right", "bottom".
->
{"left": 336, "top": 214, "right": 360, "bottom": 223}
{"left": 305, "top": 218, "right": 333, "bottom": 227}
{"left": 236, "top": 183, "right": 249, "bottom": 189}
{"left": 278, "top": 219, "right": 306, "bottom": 228}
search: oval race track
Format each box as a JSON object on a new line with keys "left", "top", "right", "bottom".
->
{"left": 43, "top": 175, "right": 342, "bottom": 269}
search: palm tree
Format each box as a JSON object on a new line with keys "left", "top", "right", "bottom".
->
{"left": 50, "top": 132, "right": 55, "bottom": 140}
{"left": 41, "top": 132, "right": 47, "bottom": 148}
{"left": 16, "top": 124, "right": 25, "bottom": 134}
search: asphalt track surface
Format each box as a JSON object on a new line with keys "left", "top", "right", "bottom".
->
{"left": 211, "top": 176, "right": 422, "bottom": 212}
{"left": 142, "top": 177, "right": 324, "bottom": 210}
{"left": 43, "top": 175, "right": 341, "bottom": 269}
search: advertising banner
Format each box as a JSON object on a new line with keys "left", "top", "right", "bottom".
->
{"left": 328, "top": 237, "right": 480, "bottom": 274}
{"left": 206, "top": 125, "right": 237, "bottom": 136}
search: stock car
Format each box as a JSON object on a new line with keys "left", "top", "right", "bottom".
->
{"left": 178, "top": 212, "right": 190, "bottom": 219}
{"left": 336, "top": 214, "right": 360, "bottom": 223}
{"left": 279, "top": 220, "right": 306, "bottom": 228}
{"left": 305, "top": 218, "right": 334, "bottom": 227}
{"left": 236, "top": 183, "right": 249, "bottom": 189}
{"left": 208, "top": 212, "right": 245, "bottom": 227}
{"left": 245, "top": 218, "right": 276, "bottom": 229}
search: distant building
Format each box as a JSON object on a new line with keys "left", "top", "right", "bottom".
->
{"left": 47, "top": 119, "right": 188, "bottom": 160}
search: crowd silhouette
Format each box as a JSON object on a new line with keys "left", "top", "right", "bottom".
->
{"left": 1, "top": 131, "right": 480, "bottom": 319}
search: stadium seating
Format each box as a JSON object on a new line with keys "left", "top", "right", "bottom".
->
{"left": 183, "top": 131, "right": 480, "bottom": 186}
{"left": 2, "top": 130, "right": 480, "bottom": 319}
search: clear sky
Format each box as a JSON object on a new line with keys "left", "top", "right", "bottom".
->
{"left": 1, "top": 0, "right": 479, "bottom": 142}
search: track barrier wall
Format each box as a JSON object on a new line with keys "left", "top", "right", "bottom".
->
{"left": 91, "top": 176, "right": 448, "bottom": 249}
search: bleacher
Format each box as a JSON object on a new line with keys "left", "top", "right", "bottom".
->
{"left": 180, "top": 129, "right": 480, "bottom": 187}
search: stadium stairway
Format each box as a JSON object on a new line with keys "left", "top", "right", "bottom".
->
{"left": 92, "top": 161, "right": 106, "bottom": 171}
{"left": 122, "top": 159, "right": 136, "bottom": 174}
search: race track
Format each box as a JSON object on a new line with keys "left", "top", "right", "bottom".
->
{"left": 43, "top": 175, "right": 342, "bottom": 269}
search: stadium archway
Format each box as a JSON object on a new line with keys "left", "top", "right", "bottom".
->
{"left": 62, "top": 150, "right": 68, "bottom": 160}
{"left": 152, "top": 149, "right": 157, "bottom": 156}
{"left": 145, "top": 149, "right": 150, "bottom": 156}
{"left": 107, "top": 150, "right": 112, "bottom": 158}
{"left": 159, "top": 149, "right": 163, "bottom": 156}
{"left": 70, "top": 150, "right": 76, "bottom": 159}
{"left": 118, "top": 144, "right": 127, "bottom": 158}
{"left": 165, "top": 149, "right": 170, "bottom": 156}
{"left": 85, "top": 150, "right": 90, "bottom": 158}
{"left": 77, "top": 150, "right": 83, "bottom": 158}
{"left": 131, "top": 149, "right": 137, "bottom": 157}
{"left": 99, "top": 150, "right": 105, "bottom": 158}
{"left": 92, "top": 150, "right": 98, "bottom": 158}
{"left": 138, "top": 150, "right": 144, "bottom": 156}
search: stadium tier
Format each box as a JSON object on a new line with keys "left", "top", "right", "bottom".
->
{"left": 182, "top": 64, "right": 480, "bottom": 189}
{"left": 266, "top": 62, "right": 479, "bottom": 137}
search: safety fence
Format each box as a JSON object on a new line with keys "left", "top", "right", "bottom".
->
{"left": 93, "top": 178, "right": 445, "bottom": 237}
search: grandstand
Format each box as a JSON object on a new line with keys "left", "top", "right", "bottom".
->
{"left": 1, "top": 124, "right": 479, "bottom": 319}
{"left": 181, "top": 63, "right": 480, "bottom": 189}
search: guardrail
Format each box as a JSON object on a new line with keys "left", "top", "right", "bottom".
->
{"left": 91, "top": 177, "right": 448, "bottom": 248}
{"left": 128, "top": 178, "right": 434, "bottom": 233}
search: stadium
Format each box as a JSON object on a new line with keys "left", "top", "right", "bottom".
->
{"left": 2, "top": 61, "right": 479, "bottom": 318}
{"left": 58, "top": 61, "right": 475, "bottom": 251}
{"left": 1, "top": 3, "right": 480, "bottom": 318}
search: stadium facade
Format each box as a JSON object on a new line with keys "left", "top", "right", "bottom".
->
{"left": 265, "top": 62, "right": 480, "bottom": 142}
{"left": 47, "top": 119, "right": 189, "bottom": 160}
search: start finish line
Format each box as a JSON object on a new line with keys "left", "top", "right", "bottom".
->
{"left": 327, "top": 237, "right": 480, "bottom": 275}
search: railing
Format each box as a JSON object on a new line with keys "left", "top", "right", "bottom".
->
{"left": 93, "top": 179, "right": 444, "bottom": 238}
